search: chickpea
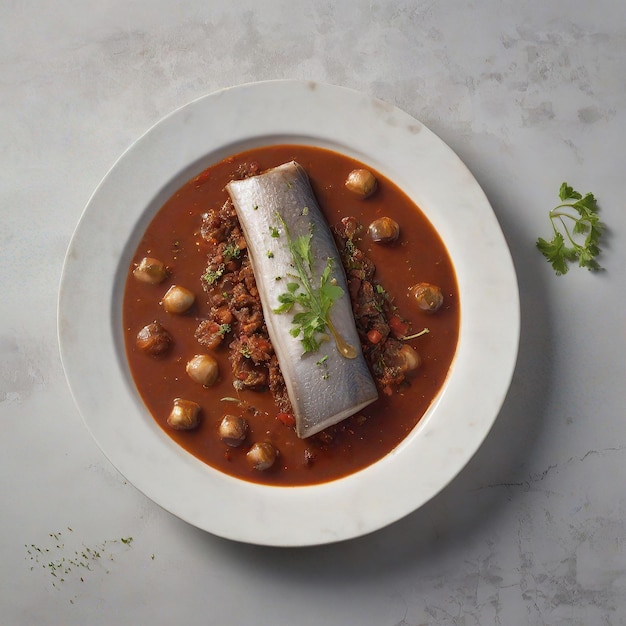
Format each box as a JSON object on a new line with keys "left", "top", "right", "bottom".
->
{"left": 186, "top": 354, "right": 219, "bottom": 387}
{"left": 136, "top": 321, "right": 172, "bottom": 356}
{"left": 368, "top": 217, "right": 400, "bottom": 244}
{"left": 133, "top": 257, "right": 167, "bottom": 284}
{"left": 409, "top": 283, "right": 444, "bottom": 313}
{"left": 219, "top": 414, "right": 248, "bottom": 447}
{"left": 246, "top": 442, "right": 278, "bottom": 471}
{"left": 397, "top": 345, "right": 421, "bottom": 372}
{"left": 162, "top": 285, "right": 195, "bottom": 314}
{"left": 345, "top": 168, "right": 377, "bottom": 198}
{"left": 167, "top": 398, "right": 201, "bottom": 430}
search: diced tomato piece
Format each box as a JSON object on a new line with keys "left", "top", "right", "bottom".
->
{"left": 367, "top": 329, "right": 383, "bottom": 344}
{"left": 277, "top": 412, "right": 296, "bottom": 427}
{"left": 389, "top": 316, "right": 409, "bottom": 338}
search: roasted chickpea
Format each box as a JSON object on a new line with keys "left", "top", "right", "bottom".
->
{"left": 133, "top": 257, "right": 167, "bottom": 284}
{"left": 186, "top": 354, "right": 219, "bottom": 387}
{"left": 167, "top": 398, "right": 201, "bottom": 430}
{"left": 136, "top": 321, "right": 172, "bottom": 356}
{"left": 162, "top": 285, "right": 195, "bottom": 314}
{"left": 368, "top": 217, "right": 400, "bottom": 244}
{"left": 345, "top": 168, "right": 377, "bottom": 198}
{"left": 409, "top": 282, "right": 444, "bottom": 313}
{"left": 246, "top": 442, "right": 278, "bottom": 471}
{"left": 219, "top": 414, "right": 248, "bottom": 447}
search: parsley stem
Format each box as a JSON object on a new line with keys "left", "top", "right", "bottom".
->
{"left": 401, "top": 328, "right": 430, "bottom": 341}
{"left": 551, "top": 212, "right": 585, "bottom": 251}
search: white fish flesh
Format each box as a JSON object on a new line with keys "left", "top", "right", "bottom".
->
{"left": 226, "top": 161, "right": 378, "bottom": 438}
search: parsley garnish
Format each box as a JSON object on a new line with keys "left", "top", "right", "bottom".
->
{"left": 217, "top": 323, "right": 231, "bottom": 337}
{"left": 222, "top": 241, "right": 241, "bottom": 261}
{"left": 272, "top": 215, "right": 356, "bottom": 358}
{"left": 316, "top": 354, "right": 330, "bottom": 379}
{"left": 203, "top": 263, "right": 225, "bottom": 285}
{"left": 536, "top": 183, "right": 604, "bottom": 275}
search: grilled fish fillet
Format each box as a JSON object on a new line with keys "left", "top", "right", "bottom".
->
{"left": 226, "top": 161, "right": 378, "bottom": 438}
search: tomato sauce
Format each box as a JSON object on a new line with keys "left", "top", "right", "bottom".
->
{"left": 122, "top": 145, "right": 459, "bottom": 485}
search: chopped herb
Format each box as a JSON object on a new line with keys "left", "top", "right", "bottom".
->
{"left": 269, "top": 226, "right": 280, "bottom": 238}
{"left": 217, "top": 323, "right": 231, "bottom": 337}
{"left": 26, "top": 531, "right": 148, "bottom": 596}
{"left": 315, "top": 354, "right": 330, "bottom": 380}
{"left": 536, "top": 182, "right": 604, "bottom": 275}
{"left": 267, "top": 251, "right": 274, "bottom": 258}
{"left": 203, "top": 263, "right": 225, "bottom": 285}
{"left": 253, "top": 204, "right": 259, "bottom": 211}
{"left": 301, "top": 206, "right": 309, "bottom": 216}
{"left": 223, "top": 241, "right": 241, "bottom": 261}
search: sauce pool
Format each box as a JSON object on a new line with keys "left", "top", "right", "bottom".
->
{"left": 122, "top": 145, "right": 460, "bottom": 485}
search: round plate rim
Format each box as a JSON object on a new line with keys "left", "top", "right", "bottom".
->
{"left": 58, "top": 80, "right": 520, "bottom": 546}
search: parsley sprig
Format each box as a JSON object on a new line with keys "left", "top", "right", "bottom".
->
{"left": 272, "top": 215, "right": 355, "bottom": 358}
{"left": 536, "top": 183, "right": 604, "bottom": 275}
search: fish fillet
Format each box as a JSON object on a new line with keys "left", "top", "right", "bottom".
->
{"left": 226, "top": 161, "right": 378, "bottom": 438}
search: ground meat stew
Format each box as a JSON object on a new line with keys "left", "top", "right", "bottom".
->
{"left": 122, "top": 145, "right": 459, "bottom": 486}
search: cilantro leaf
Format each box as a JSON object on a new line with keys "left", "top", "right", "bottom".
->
{"left": 536, "top": 182, "right": 604, "bottom": 275}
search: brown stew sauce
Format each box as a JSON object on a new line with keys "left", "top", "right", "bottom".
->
{"left": 123, "top": 145, "right": 459, "bottom": 486}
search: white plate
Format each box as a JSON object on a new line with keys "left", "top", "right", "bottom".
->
{"left": 58, "top": 80, "right": 519, "bottom": 546}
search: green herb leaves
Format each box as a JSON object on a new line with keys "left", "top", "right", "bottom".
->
{"left": 536, "top": 183, "right": 604, "bottom": 275}
{"left": 217, "top": 323, "right": 231, "bottom": 337}
{"left": 203, "top": 263, "right": 225, "bottom": 286}
{"left": 272, "top": 218, "right": 345, "bottom": 355}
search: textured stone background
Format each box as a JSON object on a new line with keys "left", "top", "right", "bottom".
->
{"left": 2, "top": 1, "right": 624, "bottom": 624}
